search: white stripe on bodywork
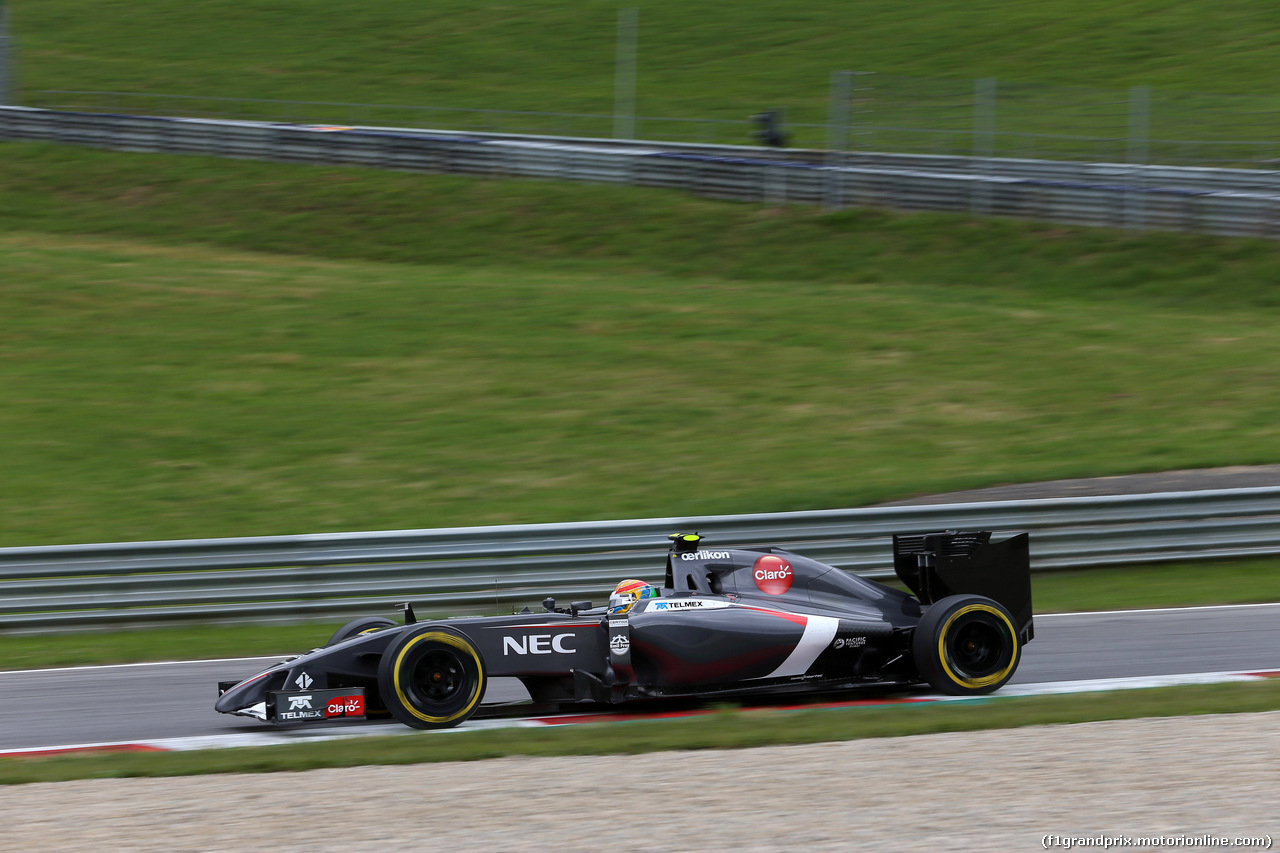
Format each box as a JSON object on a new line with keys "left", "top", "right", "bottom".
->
{"left": 761, "top": 614, "right": 840, "bottom": 678}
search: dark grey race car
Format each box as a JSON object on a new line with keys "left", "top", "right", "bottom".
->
{"left": 215, "top": 530, "right": 1033, "bottom": 729}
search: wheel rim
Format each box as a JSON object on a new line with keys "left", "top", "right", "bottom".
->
{"left": 941, "top": 608, "right": 1015, "bottom": 685}
{"left": 388, "top": 630, "right": 485, "bottom": 726}
{"left": 408, "top": 649, "right": 468, "bottom": 709}
{"left": 947, "top": 618, "right": 1003, "bottom": 676}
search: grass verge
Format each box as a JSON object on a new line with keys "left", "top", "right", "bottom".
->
{"left": 2, "top": 680, "right": 1277, "bottom": 785}
{"left": 8, "top": 142, "right": 1280, "bottom": 309}
{"left": 4, "top": 146, "right": 1280, "bottom": 544}
{"left": 13, "top": 0, "right": 1280, "bottom": 127}
{"left": 1028, "top": 559, "right": 1280, "bottom": 614}
{"left": 2, "top": 559, "right": 1277, "bottom": 671}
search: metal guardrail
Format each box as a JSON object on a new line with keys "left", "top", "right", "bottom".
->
{"left": 3, "top": 488, "right": 1280, "bottom": 629}
{"left": 29, "top": 81, "right": 1280, "bottom": 168}
{"left": 5, "top": 106, "right": 1280, "bottom": 237}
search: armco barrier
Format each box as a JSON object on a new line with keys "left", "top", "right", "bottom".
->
{"left": 4, "top": 106, "right": 1280, "bottom": 237}
{"left": 3, "top": 488, "right": 1280, "bottom": 629}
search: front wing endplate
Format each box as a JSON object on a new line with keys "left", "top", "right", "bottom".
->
{"left": 267, "top": 687, "right": 367, "bottom": 724}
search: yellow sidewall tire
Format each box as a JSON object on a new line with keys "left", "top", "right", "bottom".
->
{"left": 936, "top": 604, "right": 1019, "bottom": 690}
{"left": 378, "top": 627, "right": 486, "bottom": 729}
{"left": 912, "top": 595, "right": 1021, "bottom": 696}
{"left": 326, "top": 616, "right": 397, "bottom": 647}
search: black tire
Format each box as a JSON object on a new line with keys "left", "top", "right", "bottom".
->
{"left": 912, "top": 594, "right": 1021, "bottom": 695}
{"left": 378, "top": 625, "right": 486, "bottom": 729}
{"left": 326, "top": 616, "right": 397, "bottom": 647}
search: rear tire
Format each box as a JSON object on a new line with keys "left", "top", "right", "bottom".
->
{"left": 378, "top": 625, "right": 486, "bottom": 729}
{"left": 326, "top": 616, "right": 397, "bottom": 646}
{"left": 912, "top": 595, "right": 1021, "bottom": 695}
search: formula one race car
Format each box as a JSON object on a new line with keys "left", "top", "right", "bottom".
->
{"left": 216, "top": 530, "right": 1033, "bottom": 729}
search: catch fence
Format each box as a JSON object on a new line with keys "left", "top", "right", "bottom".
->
{"left": 3, "top": 488, "right": 1279, "bottom": 629}
{"left": 30, "top": 75, "right": 1280, "bottom": 169}
{"left": 6, "top": 105, "right": 1280, "bottom": 237}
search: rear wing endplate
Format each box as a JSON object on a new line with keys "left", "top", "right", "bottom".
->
{"left": 893, "top": 530, "right": 1034, "bottom": 643}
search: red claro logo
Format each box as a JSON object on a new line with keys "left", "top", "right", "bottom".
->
{"left": 753, "top": 555, "right": 794, "bottom": 595}
{"left": 325, "top": 695, "right": 365, "bottom": 718}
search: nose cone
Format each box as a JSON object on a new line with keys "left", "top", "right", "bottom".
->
{"left": 214, "top": 668, "right": 279, "bottom": 714}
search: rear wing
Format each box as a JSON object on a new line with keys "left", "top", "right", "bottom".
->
{"left": 893, "top": 531, "right": 1034, "bottom": 643}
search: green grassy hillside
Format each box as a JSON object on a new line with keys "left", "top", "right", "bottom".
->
{"left": 11, "top": 0, "right": 1280, "bottom": 120}
{"left": 2, "top": 144, "right": 1279, "bottom": 545}
{"left": 4, "top": 1, "right": 1280, "bottom": 545}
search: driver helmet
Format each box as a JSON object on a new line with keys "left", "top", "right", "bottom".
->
{"left": 609, "top": 579, "right": 656, "bottom": 614}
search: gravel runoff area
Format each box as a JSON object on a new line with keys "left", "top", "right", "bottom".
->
{"left": 3, "top": 712, "right": 1276, "bottom": 852}
{"left": 6, "top": 467, "right": 1277, "bottom": 851}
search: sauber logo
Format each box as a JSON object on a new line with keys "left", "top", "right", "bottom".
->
{"left": 502, "top": 633, "right": 577, "bottom": 655}
{"left": 753, "top": 555, "right": 794, "bottom": 595}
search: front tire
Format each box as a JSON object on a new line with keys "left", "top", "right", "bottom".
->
{"left": 912, "top": 595, "right": 1021, "bottom": 695}
{"left": 378, "top": 625, "right": 486, "bottom": 729}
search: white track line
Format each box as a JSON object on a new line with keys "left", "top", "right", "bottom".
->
{"left": 2, "top": 668, "right": 1275, "bottom": 758}
{"left": 4, "top": 601, "right": 1277, "bottom": 678}
{"left": 1037, "top": 601, "right": 1280, "bottom": 618}
{"left": 0, "top": 656, "right": 285, "bottom": 677}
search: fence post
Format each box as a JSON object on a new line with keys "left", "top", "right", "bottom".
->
{"left": 0, "top": 4, "right": 15, "bottom": 107}
{"left": 613, "top": 8, "right": 638, "bottom": 140}
{"left": 1126, "top": 85, "right": 1151, "bottom": 230}
{"left": 971, "top": 77, "right": 997, "bottom": 216}
{"left": 825, "top": 70, "right": 853, "bottom": 210}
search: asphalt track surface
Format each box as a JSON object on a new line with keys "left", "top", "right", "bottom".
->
{"left": 1, "top": 602, "right": 1277, "bottom": 751}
